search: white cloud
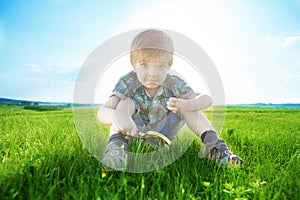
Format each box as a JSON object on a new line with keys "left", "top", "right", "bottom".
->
{"left": 24, "top": 61, "right": 81, "bottom": 74}
{"left": 23, "top": 63, "right": 42, "bottom": 72}
{"left": 24, "top": 63, "right": 40, "bottom": 68}
{"left": 55, "top": 61, "right": 81, "bottom": 74}
{"left": 282, "top": 34, "right": 300, "bottom": 47}
{"left": 283, "top": 73, "right": 300, "bottom": 84}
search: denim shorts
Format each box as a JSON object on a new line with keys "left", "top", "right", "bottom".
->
{"left": 132, "top": 101, "right": 185, "bottom": 140}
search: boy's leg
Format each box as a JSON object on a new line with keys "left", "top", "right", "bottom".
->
{"left": 182, "top": 111, "right": 214, "bottom": 137}
{"left": 102, "top": 133, "right": 129, "bottom": 170}
{"left": 110, "top": 97, "right": 137, "bottom": 136}
{"left": 183, "top": 111, "right": 242, "bottom": 165}
{"left": 102, "top": 98, "right": 136, "bottom": 170}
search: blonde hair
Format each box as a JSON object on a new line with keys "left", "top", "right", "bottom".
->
{"left": 130, "top": 29, "right": 174, "bottom": 67}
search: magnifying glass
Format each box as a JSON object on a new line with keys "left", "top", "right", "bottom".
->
{"left": 139, "top": 131, "right": 172, "bottom": 147}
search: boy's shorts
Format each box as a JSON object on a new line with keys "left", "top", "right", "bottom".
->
{"left": 132, "top": 100, "right": 185, "bottom": 140}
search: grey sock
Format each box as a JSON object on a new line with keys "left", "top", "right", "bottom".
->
{"left": 109, "top": 133, "right": 128, "bottom": 150}
{"left": 201, "top": 130, "right": 219, "bottom": 144}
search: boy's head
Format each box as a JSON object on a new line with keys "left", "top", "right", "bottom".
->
{"left": 130, "top": 29, "right": 174, "bottom": 67}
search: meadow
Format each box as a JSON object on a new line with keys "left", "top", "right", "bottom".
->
{"left": 0, "top": 104, "right": 299, "bottom": 200}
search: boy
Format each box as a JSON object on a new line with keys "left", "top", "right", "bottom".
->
{"left": 97, "top": 29, "right": 242, "bottom": 170}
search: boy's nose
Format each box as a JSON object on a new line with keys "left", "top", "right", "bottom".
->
{"left": 148, "top": 65, "right": 159, "bottom": 76}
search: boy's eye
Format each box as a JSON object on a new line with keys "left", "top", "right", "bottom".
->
{"left": 137, "top": 63, "right": 168, "bottom": 69}
{"left": 141, "top": 63, "right": 148, "bottom": 67}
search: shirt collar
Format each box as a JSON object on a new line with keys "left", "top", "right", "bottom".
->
{"left": 144, "top": 86, "right": 164, "bottom": 98}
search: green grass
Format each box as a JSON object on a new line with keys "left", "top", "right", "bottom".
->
{"left": 0, "top": 105, "right": 299, "bottom": 199}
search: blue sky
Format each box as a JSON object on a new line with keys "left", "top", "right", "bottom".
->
{"left": 0, "top": 0, "right": 300, "bottom": 104}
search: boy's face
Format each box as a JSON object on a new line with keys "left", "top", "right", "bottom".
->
{"left": 134, "top": 61, "right": 170, "bottom": 90}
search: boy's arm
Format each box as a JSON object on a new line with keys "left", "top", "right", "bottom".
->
{"left": 167, "top": 93, "right": 212, "bottom": 114}
{"left": 97, "top": 96, "right": 139, "bottom": 136}
{"left": 97, "top": 95, "right": 120, "bottom": 125}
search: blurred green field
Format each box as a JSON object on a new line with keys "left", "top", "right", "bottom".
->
{"left": 0, "top": 105, "right": 299, "bottom": 199}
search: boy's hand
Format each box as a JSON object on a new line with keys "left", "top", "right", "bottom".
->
{"left": 167, "top": 97, "right": 185, "bottom": 114}
{"left": 111, "top": 110, "right": 139, "bottom": 137}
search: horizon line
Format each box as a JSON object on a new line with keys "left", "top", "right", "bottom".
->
{"left": 1, "top": 97, "right": 300, "bottom": 105}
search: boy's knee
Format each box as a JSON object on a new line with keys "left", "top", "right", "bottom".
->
{"left": 116, "top": 98, "right": 136, "bottom": 116}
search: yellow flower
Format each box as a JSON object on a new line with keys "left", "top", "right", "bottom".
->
{"left": 102, "top": 171, "right": 107, "bottom": 178}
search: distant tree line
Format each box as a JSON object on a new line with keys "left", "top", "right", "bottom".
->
{"left": 23, "top": 105, "right": 62, "bottom": 111}
{"left": 0, "top": 98, "right": 100, "bottom": 108}
{"left": 0, "top": 98, "right": 38, "bottom": 106}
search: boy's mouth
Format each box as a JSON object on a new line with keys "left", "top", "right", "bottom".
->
{"left": 146, "top": 78, "right": 160, "bottom": 82}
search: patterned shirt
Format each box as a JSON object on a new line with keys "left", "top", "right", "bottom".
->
{"left": 111, "top": 71, "right": 194, "bottom": 127}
